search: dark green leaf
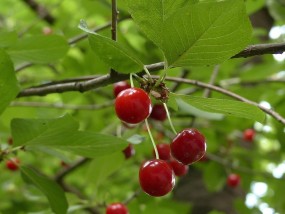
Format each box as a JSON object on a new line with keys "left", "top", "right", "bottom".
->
{"left": 0, "top": 49, "right": 20, "bottom": 116}
{"left": 0, "top": 31, "right": 17, "bottom": 48}
{"left": 20, "top": 166, "right": 68, "bottom": 214}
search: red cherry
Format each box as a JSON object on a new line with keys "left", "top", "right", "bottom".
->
{"left": 243, "top": 129, "right": 255, "bottom": 142}
{"left": 123, "top": 144, "right": 135, "bottom": 159}
{"left": 115, "top": 88, "right": 152, "bottom": 124}
{"left": 113, "top": 81, "right": 131, "bottom": 97}
{"left": 6, "top": 158, "right": 20, "bottom": 171}
{"left": 170, "top": 128, "right": 206, "bottom": 165}
{"left": 227, "top": 173, "right": 240, "bottom": 187}
{"left": 106, "top": 203, "right": 129, "bottom": 214}
{"left": 150, "top": 104, "right": 167, "bottom": 121}
{"left": 139, "top": 159, "right": 175, "bottom": 197}
{"left": 199, "top": 155, "right": 209, "bottom": 162}
{"left": 153, "top": 144, "right": 171, "bottom": 161}
{"left": 168, "top": 159, "right": 189, "bottom": 177}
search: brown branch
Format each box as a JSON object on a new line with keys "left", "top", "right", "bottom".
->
{"left": 232, "top": 42, "right": 285, "bottom": 58}
{"left": 55, "top": 158, "right": 90, "bottom": 183}
{"left": 21, "top": 0, "right": 55, "bottom": 24}
{"left": 161, "top": 76, "right": 285, "bottom": 125}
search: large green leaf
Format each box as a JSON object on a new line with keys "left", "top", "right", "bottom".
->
{"left": 126, "top": 0, "right": 252, "bottom": 67}
{"left": 79, "top": 20, "right": 144, "bottom": 74}
{"left": 21, "top": 166, "right": 68, "bottom": 214}
{"left": 86, "top": 152, "right": 125, "bottom": 190}
{"left": 162, "top": 0, "right": 252, "bottom": 67}
{"left": 125, "top": 0, "right": 192, "bottom": 48}
{"left": 11, "top": 115, "right": 128, "bottom": 158}
{"left": 0, "top": 49, "right": 20, "bottom": 116}
{"left": 0, "top": 31, "right": 17, "bottom": 48}
{"left": 7, "top": 35, "right": 69, "bottom": 63}
{"left": 171, "top": 93, "right": 266, "bottom": 123}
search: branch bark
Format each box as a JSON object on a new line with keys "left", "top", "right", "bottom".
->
{"left": 21, "top": 0, "right": 55, "bottom": 24}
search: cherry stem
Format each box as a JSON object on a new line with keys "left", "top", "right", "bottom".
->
{"left": 143, "top": 66, "right": 152, "bottom": 78}
{"left": 163, "top": 103, "right": 177, "bottom": 135}
{"left": 144, "top": 119, "right": 159, "bottom": 159}
{"left": 130, "top": 73, "right": 134, "bottom": 88}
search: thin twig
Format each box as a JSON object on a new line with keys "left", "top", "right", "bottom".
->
{"left": 21, "top": 0, "right": 55, "bottom": 24}
{"left": 160, "top": 76, "right": 285, "bottom": 125}
{"left": 203, "top": 65, "right": 220, "bottom": 98}
{"left": 55, "top": 158, "right": 90, "bottom": 183}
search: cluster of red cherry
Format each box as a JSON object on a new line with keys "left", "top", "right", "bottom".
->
{"left": 106, "top": 81, "right": 207, "bottom": 213}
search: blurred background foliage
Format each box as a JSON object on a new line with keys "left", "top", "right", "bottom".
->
{"left": 0, "top": 0, "right": 285, "bottom": 213}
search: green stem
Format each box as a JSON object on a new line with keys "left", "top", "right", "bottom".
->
{"left": 143, "top": 66, "right": 152, "bottom": 78}
{"left": 163, "top": 103, "right": 177, "bottom": 135}
{"left": 145, "top": 119, "right": 159, "bottom": 159}
{"left": 130, "top": 73, "right": 134, "bottom": 88}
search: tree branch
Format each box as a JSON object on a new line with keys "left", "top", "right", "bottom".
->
{"left": 21, "top": 0, "right": 55, "bottom": 24}
{"left": 232, "top": 42, "right": 285, "bottom": 58}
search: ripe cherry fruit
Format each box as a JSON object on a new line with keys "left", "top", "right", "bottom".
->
{"left": 115, "top": 88, "right": 152, "bottom": 124}
{"left": 170, "top": 128, "right": 206, "bottom": 165}
{"left": 243, "top": 129, "right": 255, "bottom": 142}
{"left": 227, "top": 173, "right": 240, "bottom": 188}
{"left": 150, "top": 104, "right": 167, "bottom": 121}
{"left": 106, "top": 203, "right": 129, "bottom": 214}
{"left": 113, "top": 81, "right": 131, "bottom": 97}
{"left": 153, "top": 143, "right": 171, "bottom": 161}
{"left": 6, "top": 158, "right": 20, "bottom": 171}
{"left": 123, "top": 144, "right": 135, "bottom": 159}
{"left": 139, "top": 159, "right": 175, "bottom": 197}
{"left": 168, "top": 159, "right": 189, "bottom": 177}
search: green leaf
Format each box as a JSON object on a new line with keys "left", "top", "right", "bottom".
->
{"left": 7, "top": 35, "right": 69, "bottom": 63}
{"left": 0, "top": 31, "right": 17, "bottom": 48}
{"left": 171, "top": 94, "right": 266, "bottom": 123}
{"left": 20, "top": 166, "right": 68, "bottom": 214}
{"left": 126, "top": 0, "right": 252, "bottom": 67}
{"left": 125, "top": 0, "right": 191, "bottom": 48}
{"left": 79, "top": 20, "right": 144, "bottom": 73}
{"left": 0, "top": 49, "right": 20, "bottom": 116}
{"left": 86, "top": 152, "right": 125, "bottom": 189}
{"left": 162, "top": 0, "right": 252, "bottom": 67}
{"left": 11, "top": 115, "right": 128, "bottom": 158}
